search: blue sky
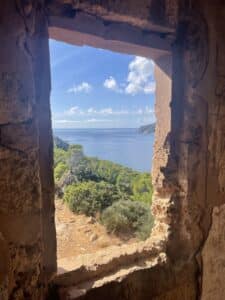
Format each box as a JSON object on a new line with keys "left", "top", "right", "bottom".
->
{"left": 50, "top": 39, "right": 155, "bottom": 128}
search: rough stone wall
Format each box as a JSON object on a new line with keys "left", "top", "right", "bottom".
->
{"left": 48, "top": 0, "right": 178, "bottom": 32}
{"left": 151, "top": 54, "right": 172, "bottom": 247}
{"left": 0, "top": 1, "right": 56, "bottom": 299}
{"left": 166, "top": 0, "right": 210, "bottom": 265}
{"left": 163, "top": 0, "right": 225, "bottom": 299}
{"left": 49, "top": 0, "right": 225, "bottom": 299}
{"left": 70, "top": 261, "right": 197, "bottom": 300}
{"left": 30, "top": 3, "right": 57, "bottom": 286}
{"left": 197, "top": 2, "right": 225, "bottom": 299}
{"left": 48, "top": 0, "right": 176, "bottom": 63}
{"left": 58, "top": 1, "right": 225, "bottom": 299}
{"left": 0, "top": 0, "right": 225, "bottom": 299}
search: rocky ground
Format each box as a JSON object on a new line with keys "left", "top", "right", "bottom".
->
{"left": 55, "top": 200, "right": 137, "bottom": 260}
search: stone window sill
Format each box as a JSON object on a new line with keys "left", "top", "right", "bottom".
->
{"left": 52, "top": 238, "right": 166, "bottom": 299}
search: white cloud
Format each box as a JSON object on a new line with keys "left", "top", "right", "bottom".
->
{"left": 52, "top": 118, "right": 112, "bottom": 128}
{"left": 63, "top": 106, "right": 154, "bottom": 117}
{"left": 125, "top": 56, "right": 155, "bottom": 95}
{"left": 65, "top": 106, "right": 80, "bottom": 116}
{"left": 67, "top": 82, "right": 92, "bottom": 94}
{"left": 54, "top": 119, "right": 81, "bottom": 124}
{"left": 87, "top": 118, "right": 111, "bottom": 123}
{"left": 143, "top": 82, "right": 156, "bottom": 94}
{"left": 103, "top": 76, "right": 120, "bottom": 92}
{"left": 103, "top": 57, "right": 155, "bottom": 96}
{"left": 53, "top": 106, "right": 155, "bottom": 128}
{"left": 145, "top": 106, "right": 154, "bottom": 114}
{"left": 99, "top": 108, "right": 113, "bottom": 115}
{"left": 87, "top": 107, "right": 95, "bottom": 114}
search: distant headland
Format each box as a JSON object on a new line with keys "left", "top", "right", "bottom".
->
{"left": 138, "top": 123, "right": 156, "bottom": 134}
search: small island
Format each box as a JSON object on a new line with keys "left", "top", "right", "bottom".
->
{"left": 138, "top": 123, "right": 156, "bottom": 134}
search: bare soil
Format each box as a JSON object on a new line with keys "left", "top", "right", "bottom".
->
{"left": 55, "top": 200, "right": 137, "bottom": 260}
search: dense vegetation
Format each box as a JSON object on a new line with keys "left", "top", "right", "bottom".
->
{"left": 54, "top": 137, "right": 154, "bottom": 240}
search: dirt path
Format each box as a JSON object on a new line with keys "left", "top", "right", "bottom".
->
{"left": 55, "top": 200, "right": 136, "bottom": 260}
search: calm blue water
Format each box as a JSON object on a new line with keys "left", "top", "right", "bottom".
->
{"left": 53, "top": 128, "right": 154, "bottom": 172}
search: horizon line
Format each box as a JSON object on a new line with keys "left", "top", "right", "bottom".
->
{"left": 52, "top": 123, "right": 155, "bottom": 130}
{"left": 52, "top": 126, "right": 153, "bottom": 130}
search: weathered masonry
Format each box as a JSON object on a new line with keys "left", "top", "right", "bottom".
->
{"left": 0, "top": 1, "right": 225, "bottom": 299}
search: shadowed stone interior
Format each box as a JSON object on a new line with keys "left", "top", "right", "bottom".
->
{"left": 0, "top": 1, "right": 225, "bottom": 299}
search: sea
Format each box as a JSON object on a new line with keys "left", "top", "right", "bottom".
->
{"left": 53, "top": 128, "right": 154, "bottom": 173}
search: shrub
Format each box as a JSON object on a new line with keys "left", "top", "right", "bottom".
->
{"left": 85, "top": 158, "right": 137, "bottom": 186}
{"left": 53, "top": 137, "right": 155, "bottom": 239}
{"left": 131, "top": 173, "right": 153, "bottom": 204}
{"left": 116, "top": 171, "right": 137, "bottom": 194}
{"left": 67, "top": 144, "right": 85, "bottom": 172}
{"left": 55, "top": 183, "right": 64, "bottom": 199}
{"left": 101, "top": 200, "right": 154, "bottom": 240}
{"left": 94, "top": 160, "right": 121, "bottom": 184}
{"left": 54, "top": 147, "right": 68, "bottom": 167}
{"left": 58, "top": 171, "right": 77, "bottom": 189}
{"left": 64, "top": 182, "right": 100, "bottom": 216}
{"left": 54, "top": 162, "right": 68, "bottom": 182}
{"left": 64, "top": 181, "right": 122, "bottom": 216}
{"left": 72, "top": 158, "right": 100, "bottom": 182}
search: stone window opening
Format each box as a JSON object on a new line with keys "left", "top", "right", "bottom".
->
{"left": 2, "top": 2, "right": 225, "bottom": 299}
{"left": 51, "top": 43, "right": 157, "bottom": 269}
{"left": 50, "top": 40, "right": 160, "bottom": 258}
{"left": 0, "top": 2, "right": 178, "bottom": 299}
{"left": 48, "top": 25, "right": 173, "bottom": 298}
